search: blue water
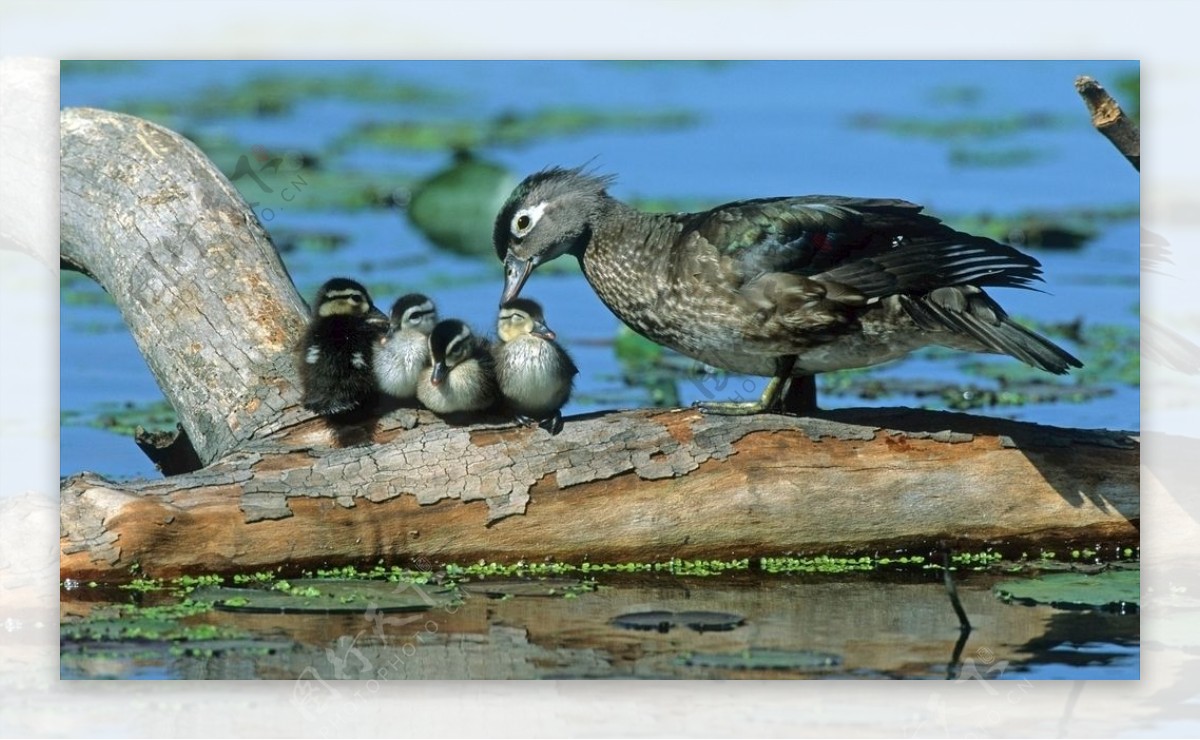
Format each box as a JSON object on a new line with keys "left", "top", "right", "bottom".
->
{"left": 58, "top": 60, "right": 1140, "bottom": 681}
{"left": 60, "top": 61, "right": 1140, "bottom": 482}
{"left": 60, "top": 60, "right": 1141, "bottom": 469}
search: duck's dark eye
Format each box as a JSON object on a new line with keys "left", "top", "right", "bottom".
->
{"left": 516, "top": 214, "right": 531, "bottom": 231}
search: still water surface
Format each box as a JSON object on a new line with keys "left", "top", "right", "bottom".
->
{"left": 58, "top": 61, "right": 1139, "bottom": 680}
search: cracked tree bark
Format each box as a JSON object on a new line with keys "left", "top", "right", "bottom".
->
{"left": 59, "top": 108, "right": 1140, "bottom": 581}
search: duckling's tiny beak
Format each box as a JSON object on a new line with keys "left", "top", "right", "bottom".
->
{"left": 501, "top": 256, "right": 535, "bottom": 306}
{"left": 366, "top": 306, "right": 389, "bottom": 329}
{"left": 430, "top": 361, "right": 448, "bottom": 386}
{"left": 531, "top": 318, "right": 556, "bottom": 341}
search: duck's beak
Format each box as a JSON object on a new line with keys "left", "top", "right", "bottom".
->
{"left": 501, "top": 255, "right": 535, "bottom": 306}
{"left": 366, "top": 305, "right": 390, "bottom": 330}
{"left": 531, "top": 318, "right": 556, "bottom": 341}
{"left": 430, "top": 360, "right": 448, "bottom": 386}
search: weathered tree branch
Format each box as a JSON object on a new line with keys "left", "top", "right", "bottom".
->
{"left": 61, "top": 107, "right": 310, "bottom": 466}
{"left": 61, "top": 406, "right": 1138, "bottom": 581}
{"left": 59, "top": 108, "right": 1139, "bottom": 580}
{"left": 1075, "top": 75, "right": 1140, "bottom": 171}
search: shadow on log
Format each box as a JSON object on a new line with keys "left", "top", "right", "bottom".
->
{"left": 58, "top": 108, "right": 1139, "bottom": 581}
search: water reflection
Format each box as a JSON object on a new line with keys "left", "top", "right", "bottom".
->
{"left": 61, "top": 573, "right": 1138, "bottom": 680}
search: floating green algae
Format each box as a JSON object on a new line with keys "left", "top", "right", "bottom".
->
{"left": 927, "top": 84, "right": 984, "bottom": 107}
{"left": 949, "top": 145, "right": 1048, "bottom": 169}
{"left": 60, "top": 271, "right": 114, "bottom": 307}
{"left": 119, "top": 72, "right": 455, "bottom": 122}
{"left": 819, "top": 375, "right": 1113, "bottom": 412}
{"left": 848, "top": 111, "right": 1073, "bottom": 141}
{"left": 351, "top": 106, "right": 698, "bottom": 152}
{"left": 945, "top": 203, "right": 1139, "bottom": 250}
{"left": 1113, "top": 70, "right": 1140, "bottom": 121}
{"left": 60, "top": 61, "right": 141, "bottom": 76}
{"left": 60, "top": 400, "right": 179, "bottom": 437}
{"left": 193, "top": 579, "right": 458, "bottom": 614}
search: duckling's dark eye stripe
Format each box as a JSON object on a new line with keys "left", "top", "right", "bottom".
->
{"left": 407, "top": 309, "right": 434, "bottom": 322}
{"left": 445, "top": 336, "right": 466, "bottom": 357}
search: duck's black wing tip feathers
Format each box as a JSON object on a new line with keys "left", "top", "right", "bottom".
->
{"left": 899, "top": 291, "right": 1083, "bottom": 374}
{"left": 816, "top": 236, "right": 1045, "bottom": 299}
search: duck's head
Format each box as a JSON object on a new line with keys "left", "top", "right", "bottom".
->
{"left": 427, "top": 319, "right": 475, "bottom": 386}
{"left": 387, "top": 293, "right": 438, "bottom": 338}
{"left": 494, "top": 166, "right": 615, "bottom": 305}
{"left": 313, "top": 277, "right": 387, "bottom": 326}
{"left": 498, "top": 298, "right": 556, "bottom": 343}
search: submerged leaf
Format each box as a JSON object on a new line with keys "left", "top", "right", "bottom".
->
{"left": 994, "top": 570, "right": 1139, "bottom": 612}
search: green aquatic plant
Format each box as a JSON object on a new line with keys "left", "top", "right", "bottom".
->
{"left": 60, "top": 399, "right": 179, "bottom": 437}
{"left": 351, "top": 106, "right": 698, "bottom": 152}
{"left": 119, "top": 73, "right": 455, "bottom": 122}
{"left": 927, "top": 84, "right": 984, "bottom": 107}
{"left": 1114, "top": 70, "right": 1140, "bottom": 121}
{"left": 848, "top": 111, "right": 1073, "bottom": 141}
{"left": 60, "top": 61, "right": 141, "bottom": 75}
{"left": 949, "top": 146, "right": 1047, "bottom": 169}
{"left": 193, "top": 579, "right": 458, "bottom": 614}
{"left": 944, "top": 203, "right": 1138, "bottom": 250}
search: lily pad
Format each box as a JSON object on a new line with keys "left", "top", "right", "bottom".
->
{"left": 610, "top": 610, "right": 745, "bottom": 633}
{"left": 680, "top": 648, "right": 842, "bottom": 671}
{"left": 993, "top": 570, "right": 1140, "bottom": 612}
{"left": 674, "top": 611, "right": 746, "bottom": 633}
{"left": 193, "top": 579, "right": 456, "bottom": 614}
{"left": 610, "top": 611, "right": 676, "bottom": 632}
{"left": 406, "top": 153, "right": 518, "bottom": 257}
{"left": 460, "top": 577, "right": 589, "bottom": 598}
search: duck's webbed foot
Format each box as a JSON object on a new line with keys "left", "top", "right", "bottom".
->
{"left": 515, "top": 412, "right": 564, "bottom": 435}
{"left": 537, "top": 412, "right": 564, "bottom": 435}
{"left": 696, "top": 375, "right": 787, "bottom": 416}
{"left": 695, "top": 358, "right": 816, "bottom": 416}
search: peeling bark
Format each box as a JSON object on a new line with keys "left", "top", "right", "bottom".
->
{"left": 61, "top": 405, "right": 1138, "bottom": 580}
{"left": 58, "top": 108, "right": 1140, "bottom": 581}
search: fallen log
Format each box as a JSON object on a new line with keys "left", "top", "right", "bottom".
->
{"left": 58, "top": 108, "right": 1139, "bottom": 581}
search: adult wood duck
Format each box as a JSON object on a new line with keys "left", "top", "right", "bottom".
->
{"left": 495, "top": 166, "right": 1082, "bottom": 414}
{"left": 493, "top": 298, "right": 578, "bottom": 433}
{"left": 298, "top": 277, "right": 389, "bottom": 419}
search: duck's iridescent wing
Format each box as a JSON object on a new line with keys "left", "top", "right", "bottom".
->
{"left": 675, "top": 196, "right": 1044, "bottom": 297}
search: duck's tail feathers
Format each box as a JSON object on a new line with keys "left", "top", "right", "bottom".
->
{"left": 899, "top": 288, "right": 1083, "bottom": 374}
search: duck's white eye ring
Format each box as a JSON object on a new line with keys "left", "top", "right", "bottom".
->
{"left": 511, "top": 202, "right": 547, "bottom": 237}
